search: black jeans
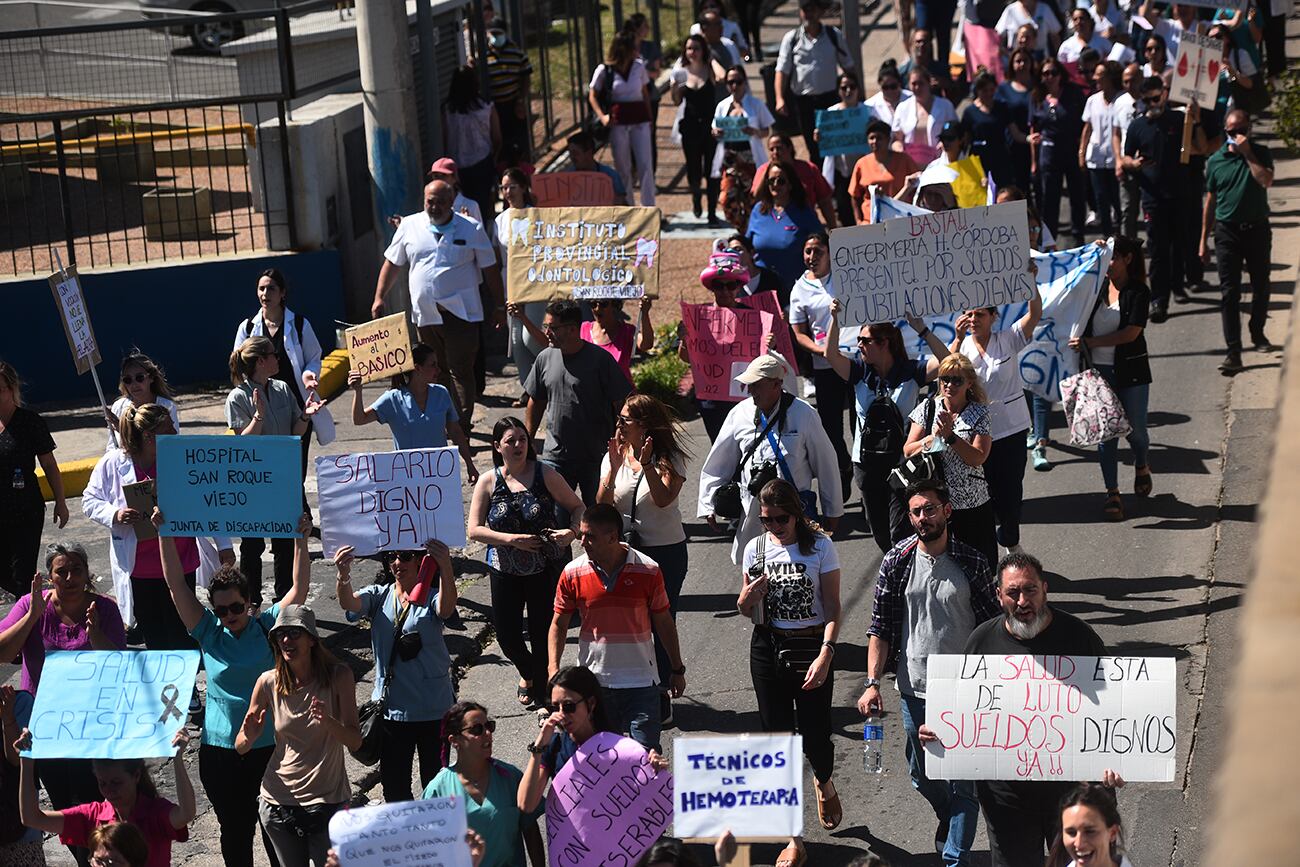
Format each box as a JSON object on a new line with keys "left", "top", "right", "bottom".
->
{"left": 242, "top": 535, "right": 294, "bottom": 605}
{"left": 36, "top": 758, "right": 100, "bottom": 866}
{"left": 489, "top": 564, "right": 561, "bottom": 693}
{"left": 1144, "top": 198, "right": 1180, "bottom": 309}
{"left": 379, "top": 717, "right": 446, "bottom": 803}
{"left": 750, "top": 629, "right": 834, "bottom": 783}
{"left": 546, "top": 456, "right": 602, "bottom": 508}
{"left": 131, "top": 573, "right": 198, "bottom": 651}
{"left": 947, "top": 500, "right": 998, "bottom": 570}
{"left": 681, "top": 116, "right": 719, "bottom": 213}
{"left": 854, "top": 457, "right": 910, "bottom": 555}
{"left": 1178, "top": 169, "right": 1206, "bottom": 288}
{"left": 0, "top": 499, "right": 43, "bottom": 599}
{"left": 794, "top": 90, "right": 839, "bottom": 164}
{"left": 698, "top": 401, "right": 732, "bottom": 443}
{"left": 832, "top": 171, "right": 856, "bottom": 228}
{"left": 732, "top": 0, "right": 762, "bottom": 56}
{"left": 985, "top": 431, "right": 1029, "bottom": 549}
{"left": 642, "top": 540, "right": 688, "bottom": 686}
{"left": 1215, "top": 219, "right": 1273, "bottom": 350}
{"left": 812, "top": 367, "right": 852, "bottom": 486}
{"left": 1088, "top": 167, "right": 1120, "bottom": 238}
{"left": 978, "top": 780, "right": 1076, "bottom": 867}
{"left": 200, "top": 743, "right": 280, "bottom": 867}
{"left": 1037, "top": 160, "right": 1087, "bottom": 239}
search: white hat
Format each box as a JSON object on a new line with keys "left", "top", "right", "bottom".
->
{"left": 734, "top": 354, "right": 789, "bottom": 384}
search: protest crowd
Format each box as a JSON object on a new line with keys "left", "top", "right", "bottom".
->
{"left": 0, "top": 0, "right": 1289, "bottom": 862}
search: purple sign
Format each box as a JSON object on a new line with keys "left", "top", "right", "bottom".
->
{"left": 546, "top": 732, "right": 674, "bottom": 867}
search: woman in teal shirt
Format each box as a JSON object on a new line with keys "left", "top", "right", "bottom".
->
{"left": 157, "top": 509, "right": 312, "bottom": 867}
{"left": 423, "top": 702, "right": 544, "bottom": 867}
{"left": 349, "top": 343, "right": 479, "bottom": 483}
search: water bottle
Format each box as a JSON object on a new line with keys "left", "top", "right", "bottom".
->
{"left": 863, "top": 716, "right": 884, "bottom": 774}
{"left": 11, "top": 468, "right": 23, "bottom": 491}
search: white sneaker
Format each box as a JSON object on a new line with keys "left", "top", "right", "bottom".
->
{"left": 803, "top": 380, "right": 816, "bottom": 399}
{"left": 1085, "top": 210, "right": 1100, "bottom": 228}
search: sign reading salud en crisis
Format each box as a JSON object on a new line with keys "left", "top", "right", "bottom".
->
{"left": 924, "top": 655, "right": 1177, "bottom": 782}
{"left": 672, "top": 734, "right": 804, "bottom": 839}
{"left": 327, "top": 796, "right": 472, "bottom": 867}
{"left": 814, "top": 105, "right": 871, "bottom": 157}
{"left": 22, "top": 650, "right": 200, "bottom": 759}
{"left": 156, "top": 434, "right": 303, "bottom": 538}
{"left": 316, "top": 447, "right": 467, "bottom": 557}
{"left": 546, "top": 731, "right": 673, "bottom": 867}
{"left": 345, "top": 312, "right": 414, "bottom": 385}
{"left": 505, "top": 206, "right": 660, "bottom": 303}
{"left": 830, "top": 200, "right": 1033, "bottom": 325}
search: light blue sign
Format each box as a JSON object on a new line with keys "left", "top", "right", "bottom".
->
{"left": 157, "top": 434, "right": 302, "bottom": 538}
{"left": 714, "top": 115, "right": 749, "bottom": 144}
{"left": 23, "top": 650, "right": 201, "bottom": 759}
{"left": 814, "top": 105, "right": 872, "bottom": 157}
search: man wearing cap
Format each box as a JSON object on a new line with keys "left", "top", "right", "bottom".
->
{"left": 698, "top": 353, "right": 843, "bottom": 564}
{"left": 775, "top": 0, "right": 855, "bottom": 164}
{"left": 428, "top": 158, "right": 485, "bottom": 227}
{"left": 372, "top": 179, "right": 505, "bottom": 434}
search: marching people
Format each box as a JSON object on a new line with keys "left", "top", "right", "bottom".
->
{"left": 336, "top": 539, "right": 459, "bottom": 803}
{"left": 1080, "top": 61, "right": 1124, "bottom": 238}
{"left": 155, "top": 507, "right": 311, "bottom": 867}
{"left": 468, "top": 416, "right": 584, "bottom": 709}
{"left": 1068, "top": 237, "right": 1153, "bottom": 521}
{"left": 599, "top": 394, "right": 691, "bottom": 726}
{"left": 712, "top": 64, "right": 773, "bottom": 230}
{"left": 1111, "top": 63, "right": 1145, "bottom": 241}
{"left": 858, "top": 480, "right": 1001, "bottom": 867}
{"left": 865, "top": 60, "right": 912, "bottom": 127}
{"left": 548, "top": 504, "right": 687, "bottom": 752}
{"left": 442, "top": 67, "right": 501, "bottom": 224}
{"left": 105, "top": 351, "right": 179, "bottom": 442}
{"left": 589, "top": 32, "right": 656, "bottom": 207}
{"left": 698, "top": 354, "right": 843, "bottom": 565}
{"left": 774, "top": 0, "right": 855, "bottom": 164}
{"left": 997, "top": 48, "right": 1039, "bottom": 196}
{"left": 746, "top": 161, "right": 825, "bottom": 287}
{"left": 226, "top": 338, "right": 321, "bottom": 604}
{"left": 737, "top": 479, "right": 843, "bottom": 863}
{"left": 0, "top": 361, "right": 68, "bottom": 603}
{"left": 671, "top": 34, "right": 728, "bottom": 226}
{"left": 347, "top": 344, "right": 479, "bottom": 481}
{"left": 237, "top": 604, "right": 361, "bottom": 867}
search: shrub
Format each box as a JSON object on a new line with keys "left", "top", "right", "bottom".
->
{"left": 1275, "top": 69, "right": 1300, "bottom": 152}
{"left": 632, "top": 319, "right": 689, "bottom": 410}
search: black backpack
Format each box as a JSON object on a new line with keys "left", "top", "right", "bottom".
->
{"left": 859, "top": 379, "right": 906, "bottom": 462}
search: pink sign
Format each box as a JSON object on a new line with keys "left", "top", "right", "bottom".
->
{"left": 681, "top": 302, "right": 779, "bottom": 402}
{"left": 545, "top": 732, "right": 674, "bottom": 867}
{"left": 741, "top": 290, "right": 799, "bottom": 365}
{"left": 532, "top": 171, "right": 617, "bottom": 207}
{"left": 962, "top": 22, "right": 1005, "bottom": 83}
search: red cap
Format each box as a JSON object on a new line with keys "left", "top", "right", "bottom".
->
{"left": 429, "top": 157, "right": 458, "bottom": 176}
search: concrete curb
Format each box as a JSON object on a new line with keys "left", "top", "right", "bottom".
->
{"left": 35, "top": 349, "right": 352, "bottom": 501}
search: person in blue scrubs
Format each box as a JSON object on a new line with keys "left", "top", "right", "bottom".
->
{"left": 349, "top": 342, "right": 480, "bottom": 482}
{"left": 745, "top": 160, "right": 825, "bottom": 286}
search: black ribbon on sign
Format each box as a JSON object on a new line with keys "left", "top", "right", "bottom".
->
{"left": 157, "top": 684, "right": 181, "bottom": 724}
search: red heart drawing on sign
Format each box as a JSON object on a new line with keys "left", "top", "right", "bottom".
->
{"left": 1178, "top": 54, "right": 1189, "bottom": 77}
{"left": 1208, "top": 59, "right": 1221, "bottom": 80}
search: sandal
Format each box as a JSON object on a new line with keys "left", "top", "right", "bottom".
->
{"left": 1134, "top": 466, "right": 1153, "bottom": 498}
{"left": 1103, "top": 492, "right": 1124, "bottom": 522}
{"left": 815, "top": 781, "right": 842, "bottom": 830}
{"left": 517, "top": 683, "right": 532, "bottom": 707}
{"left": 775, "top": 842, "right": 806, "bottom": 867}
{"left": 511, "top": 396, "right": 527, "bottom": 408}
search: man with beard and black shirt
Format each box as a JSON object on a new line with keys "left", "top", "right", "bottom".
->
{"left": 927, "top": 551, "right": 1122, "bottom": 867}
{"left": 858, "top": 480, "right": 1000, "bottom": 866}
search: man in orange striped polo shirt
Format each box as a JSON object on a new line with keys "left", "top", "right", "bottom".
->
{"left": 548, "top": 504, "right": 687, "bottom": 752}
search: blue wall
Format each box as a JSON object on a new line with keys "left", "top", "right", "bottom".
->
{"left": 3, "top": 251, "right": 345, "bottom": 405}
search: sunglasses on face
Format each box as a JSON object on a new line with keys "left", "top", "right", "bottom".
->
{"left": 882, "top": 82, "right": 901, "bottom": 90}
{"left": 760, "top": 513, "right": 792, "bottom": 526}
{"left": 460, "top": 719, "right": 497, "bottom": 736}
{"left": 385, "top": 551, "right": 422, "bottom": 564}
{"left": 768, "top": 176, "right": 788, "bottom": 186}
{"left": 122, "top": 373, "right": 149, "bottom": 385}
{"left": 726, "top": 79, "right": 744, "bottom": 87}
{"left": 1042, "top": 68, "right": 1060, "bottom": 77}
{"left": 1225, "top": 126, "right": 1248, "bottom": 136}
{"left": 617, "top": 414, "right": 639, "bottom": 426}
{"left": 858, "top": 336, "right": 885, "bottom": 345}
{"left": 213, "top": 602, "right": 247, "bottom": 618}
{"left": 939, "top": 375, "right": 967, "bottom": 386}
{"left": 549, "top": 699, "right": 583, "bottom": 714}
{"left": 277, "top": 626, "right": 305, "bottom": 641}
{"left": 839, "top": 83, "right": 857, "bottom": 92}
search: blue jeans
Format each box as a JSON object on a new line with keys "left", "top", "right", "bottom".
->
{"left": 1030, "top": 392, "right": 1052, "bottom": 444}
{"left": 604, "top": 684, "right": 662, "bottom": 753}
{"left": 900, "top": 693, "right": 979, "bottom": 867}
{"left": 641, "top": 540, "right": 688, "bottom": 688}
{"left": 1093, "top": 364, "right": 1150, "bottom": 491}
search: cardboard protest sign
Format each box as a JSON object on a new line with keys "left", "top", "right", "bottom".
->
{"left": 156, "top": 435, "right": 303, "bottom": 538}
{"left": 328, "top": 797, "right": 472, "bottom": 867}
{"left": 814, "top": 105, "right": 871, "bottom": 156}
{"left": 124, "top": 480, "right": 158, "bottom": 542}
{"left": 714, "top": 115, "right": 749, "bottom": 143}
{"left": 681, "top": 303, "right": 778, "bottom": 401}
{"left": 924, "top": 655, "right": 1177, "bottom": 782}
{"left": 317, "top": 447, "right": 467, "bottom": 557}
{"left": 532, "top": 171, "right": 617, "bottom": 207}
{"left": 830, "top": 200, "right": 1033, "bottom": 325}
{"left": 673, "top": 734, "right": 803, "bottom": 839}
{"left": 546, "top": 731, "right": 673, "bottom": 867}
{"left": 345, "top": 313, "right": 413, "bottom": 385}
{"left": 48, "top": 266, "right": 101, "bottom": 375}
{"left": 505, "top": 207, "right": 661, "bottom": 303}
{"left": 23, "top": 650, "right": 200, "bottom": 759}
{"left": 1171, "top": 31, "right": 1222, "bottom": 110}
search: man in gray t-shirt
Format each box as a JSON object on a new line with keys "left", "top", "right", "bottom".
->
{"left": 524, "top": 299, "right": 632, "bottom": 505}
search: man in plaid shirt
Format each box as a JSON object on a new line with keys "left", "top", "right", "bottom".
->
{"left": 857, "top": 479, "right": 1001, "bottom": 867}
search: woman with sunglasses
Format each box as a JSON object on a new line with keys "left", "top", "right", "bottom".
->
{"left": 745, "top": 161, "right": 824, "bottom": 287}
{"left": 865, "top": 60, "right": 912, "bottom": 127}
{"left": 237, "top": 604, "right": 360, "bottom": 867}
{"left": 1029, "top": 57, "right": 1087, "bottom": 241}
{"left": 890, "top": 69, "right": 958, "bottom": 167}
{"left": 817, "top": 72, "right": 871, "bottom": 228}
{"left": 903, "top": 355, "right": 998, "bottom": 567}
{"left": 422, "top": 702, "right": 544, "bottom": 867}
{"left": 334, "top": 538, "right": 458, "bottom": 803}
{"left": 737, "top": 479, "right": 842, "bottom": 865}
{"left": 105, "top": 351, "right": 179, "bottom": 447}
{"left": 712, "top": 65, "right": 774, "bottom": 231}
{"left": 584, "top": 298, "right": 654, "bottom": 386}
{"left": 469, "top": 416, "right": 583, "bottom": 708}
{"left": 154, "top": 506, "right": 311, "bottom": 867}
{"left": 671, "top": 34, "right": 728, "bottom": 226}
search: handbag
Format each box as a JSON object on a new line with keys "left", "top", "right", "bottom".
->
{"left": 750, "top": 533, "right": 822, "bottom": 677}
{"left": 762, "top": 416, "right": 818, "bottom": 520}
{"left": 1060, "top": 358, "right": 1132, "bottom": 447}
{"left": 351, "top": 594, "right": 412, "bottom": 766}
{"left": 712, "top": 408, "right": 785, "bottom": 520}
{"left": 888, "top": 396, "right": 943, "bottom": 492}
{"left": 586, "top": 63, "right": 616, "bottom": 145}
{"left": 624, "top": 470, "right": 643, "bottom": 549}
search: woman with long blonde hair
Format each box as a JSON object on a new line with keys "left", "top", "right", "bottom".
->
{"left": 902, "top": 354, "right": 997, "bottom": 566}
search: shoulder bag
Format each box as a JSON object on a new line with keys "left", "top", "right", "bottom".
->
{"left": 712, "top": 408, "right": 784, "bottom": 520}
{"left": 624, "top": 469, "right": 644, "bottom": 549}
{"left": 351, "top": 592, "right": 413, "bottom": 766}
{"left": 1060, "top": 344, "right": 1132, "bottom": 448}
{"left": 888, "top": 395, "right": 944, "bottom": 492}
